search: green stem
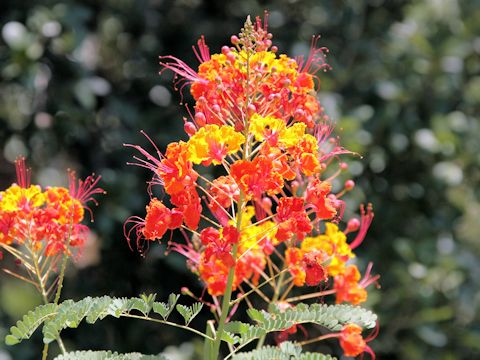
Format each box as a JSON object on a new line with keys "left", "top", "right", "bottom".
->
{"left": 210, "top": 191, "right": 244, "bottom": 359}
{"left": 210, "top": 32, "right": 253, "bottom": 360}
{"left": 51, "top": 249, "right": 69, "bottom": 354}
{"left": 255, "top": 265, "right": 287, "bottom": 349}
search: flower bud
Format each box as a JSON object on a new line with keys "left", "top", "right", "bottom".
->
{"left": 184, "top": 122, "right": 197, "bottom": 136}
{"left": 195, "top": 112, "right": 206, "bottom": 126}
{"left": 221, "top": 46, "right": 230, "bottom": 55}
{"left": 261, "top": 197, "right": 272, "bottom": 211}
{"left": 345, "top": 180, "right": 355, "bottom": 190}
{"left": 346, "top": 218, "right": 360, "bottom": 233}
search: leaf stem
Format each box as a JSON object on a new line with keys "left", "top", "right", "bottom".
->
{"left": 121, "top": 313, "right": 215, "bottom": 341}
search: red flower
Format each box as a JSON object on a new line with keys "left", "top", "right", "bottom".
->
{"left": 305, "top": 179, "right": 336, "bottom": 220}
{"left": 170, "top": 187, "right": 202, "bottom": 230}
{"left": 275, "top": 197, "right": 312, "bottom": 242}
{"left": 142, "top": 198, "right": 182, "bottom": 241}
{"left": 201, "top": 225, "right": 239, "bottom": 268}
{"left": 303, "top": 251, "right": 327, "bottom": 286}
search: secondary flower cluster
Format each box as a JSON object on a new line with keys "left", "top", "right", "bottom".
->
{"left": 125, "top": 15, "right": 379, "bottom": 358}
{"left": 0, "top": 158, "right": 103, "bottom": 256}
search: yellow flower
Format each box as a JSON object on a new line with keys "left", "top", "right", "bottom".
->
{"left": 250, "top": 114, "right": 286, "bottom": 143}
{"left": 281, "top": 123, "right": 307, "bottom": 147}
{"left": 0, "top": 184, "right": 45, "bottom": 212}
{"left": 187, "top": 124, "right": 245, "bottom": 165}
{"left": 249, "top": 113, "right": 308, "bottom": 148}
{"left": 301, "top": 223, "right": 355, "bottom": 277}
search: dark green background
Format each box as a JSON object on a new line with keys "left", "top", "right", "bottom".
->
{"left": 1, "top": 0, "right": 479, "bottom": 359}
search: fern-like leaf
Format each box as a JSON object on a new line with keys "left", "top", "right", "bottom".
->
{"left": 152, "top": 293, "right": 179, "bottom": 321}
{"left": 5, "top": 294, "right": 205, "bottom": 347}
{"left": 176, "top": 302, "right": 203, "bottom": 325}
{"left": 228, "top": 303, "right": 376, "bottom": 346}
{"left": 5, "top": 303, "right": 58, "bottom": 345}
{"left": 53, "top": 350, "right": 168, "bottom": 360}
{"left": 232, "top": 341, "right": 336, "bottom": 360}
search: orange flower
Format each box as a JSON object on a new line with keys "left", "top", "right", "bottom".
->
{"left": 158, "top": 141, "right": 198, "bottom": 195}
{"left": 45, "top": 187, "right": 84, "bottom": 225}
{"left": 285, "top": 247, "right": 306, "bottom": 286}
{"left": 334, "top": 264, "right": 368, "bottom": 305}
{"left": 0, "top": 159, "right": 103, "bottom": 257}
{"left": 230, "top": 155, "right": 284, "bottom": 199}
{"left": 339, "top": 324, "right": 367, "bottom": 357}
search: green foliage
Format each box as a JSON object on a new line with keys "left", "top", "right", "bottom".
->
{"left": 5, "top": 294, "right": 203, "bottom": 346}
{"left": 226, "top": 303, "right": 376, "bottom": 347}
{"left": 4, "top": 303, "right": 57, "bottom": 345}
{"left": 176, "top": 302, "right": 203, "bottom": 326}
{"left": 232, "top": 341, "right": 336, "bottom": 360}
{"left": 53, "top": 350, "right": 168, "bottom": 360}
{"left": 152, "top": 293, "right": 180, "bottom": 321}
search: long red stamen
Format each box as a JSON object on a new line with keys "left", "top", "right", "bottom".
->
{"left": 123, "top": 215, "right": 146, "bottom": 252}
{"left": 192, "top": 35, "right": 210, "bottom": 63}
{"left": 349, "top": 203, "right": 374, "bottom": 250}
{"left": 359, "top": 262, "right": 381, "bottom": 289}
{"left": 124, "top": 131, "right": 166, "bottom": 187}
{"left": 296, "top": 35, "right": 331, "bottom": 75}
{"left": 15, "top": 157, "right": 31, "bottom": 188}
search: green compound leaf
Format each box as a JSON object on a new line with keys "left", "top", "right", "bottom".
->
{"left": 176, "top": 302, "right": 203, "bottom": 325}
{"left": 232, "top": 341, "right": 337, "bottom": 360}
{"left": 5, "top": 303, "right": 58, "bottom": 345}
{"left": 5, "top": 294, "right": 203, "bottom": 347}
{"left": 227, "top": 303, "right": 377, "bottom": 347}
{"left": 152, "top": 293, "right": 179, "bottom": 321}
{"left": 53, "top": 350, "right": 169, "bottom": 360}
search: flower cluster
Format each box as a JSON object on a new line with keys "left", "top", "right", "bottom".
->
{"left": 125, "top": 15, "right": 379, "bottom": 358}
{"left": 0, "top": 158, "right": 104, "bottom": 257}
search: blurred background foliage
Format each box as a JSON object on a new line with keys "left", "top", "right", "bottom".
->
{"left": 0, "top": 0, "right": 479, "bottom": 359}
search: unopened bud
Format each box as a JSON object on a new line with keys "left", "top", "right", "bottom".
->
{"left": 221, "top": 46, "right": 230, "bottom": 55}
{"left": 184, "top": 122, "right": 196, "bottom": 136}
{"left": 261, "top": 197, "right": 272, "bottom": 210}
{"left": 231, "top": 35, "right": 240, "bottom": 45}
{"left": 346, "top": 218, "right": 360, "bottom": 233}
{"left": 195, "top": 112, "right": 206, "bottom": 126}
{"left": 345, "top": 180, "right": 355, "bottom": 190}
{"left": 340, "top": 162, "right": 348, "bottom": 170}
{"left": 181, "top": 287, "right": 193, "bottom": 296}
{"left": 227, "top": 52, "right": 236, "bottom": 63}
